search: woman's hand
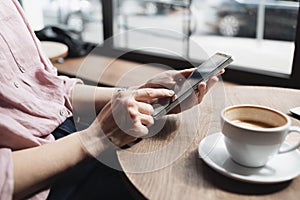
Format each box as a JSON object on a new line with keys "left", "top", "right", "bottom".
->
{"left": 139, "top": 68, "right": 225, "bottom": 114}
{"left": 168, "top": 75, "right": 220, "bottom": 114}
{"left": 79, "top": 88, "right": 175, "bottom": 156}
{"left": 139, "top": 68, "right": 194, "bottom": 91}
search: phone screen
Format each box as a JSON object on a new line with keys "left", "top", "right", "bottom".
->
{"left": 153, "top": 52, "right": 233, "bottom": 119}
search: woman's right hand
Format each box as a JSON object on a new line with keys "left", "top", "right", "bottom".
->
{"left": 79, "top": 88, "right": 175, "bottom": 157}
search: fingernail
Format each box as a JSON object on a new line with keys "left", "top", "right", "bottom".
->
{"left": 200, "top": 82, "right": 206, "bottom": 87}
{"left": 172, "top": 94, "right": 177, "bottom": 101}
{"left": 168, "top": 90, "right": 175, "bottom": 95}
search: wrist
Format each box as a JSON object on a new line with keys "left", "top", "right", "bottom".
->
{"left": 115, "top": 87, "right": 129, "bottom": 92}
{"left": 77, "top": 128, "right": 109, "bottom": 158}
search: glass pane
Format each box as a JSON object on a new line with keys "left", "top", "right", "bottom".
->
{"left": 23, "top": 0, "right": 103, "bottom": 44}
{"left": 113, "top": 0, "right": 299, "bottom": 75}
{"left": 113, "top": 0, "right": 198, "bottom": 58}
{"left": 191, "top": 0, "right": 299, "bottom": 75}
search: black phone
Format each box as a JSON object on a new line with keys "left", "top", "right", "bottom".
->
{"left": 152, "top": 52, "right": 233, "bottom": 119}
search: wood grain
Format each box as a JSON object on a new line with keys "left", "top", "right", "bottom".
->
{"left": 118, "top": 84, "right": 300, "bottom": 200}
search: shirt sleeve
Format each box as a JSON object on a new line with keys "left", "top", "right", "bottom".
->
{"left": 59, "top": 75, "right": 84, "bottom": 112}
{"left": 0, "top": 148, "right": 14, "bottom": 200}
{"left": 33, "top": 34, "right": 84, "bottom": 112}
{"left": 26, "top": 15, "right": 84, "bottom": 112}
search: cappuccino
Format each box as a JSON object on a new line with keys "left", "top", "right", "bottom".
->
{"left": 221, "top": 104, "right": 300, "bottom": 167}
{"left": 231, "top": 119, "right": 276, "bottom": 129}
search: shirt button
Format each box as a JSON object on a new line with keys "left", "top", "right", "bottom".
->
{"left": 14, "top": 81, "right": 20, "bottom": 88}
{"left": 59, "top": 108, "right": 66, "bottom": 116}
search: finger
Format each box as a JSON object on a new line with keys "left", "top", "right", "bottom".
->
{"left": 207, "top": 76, "right": 219, "bottom": 90}
{"left": 139, "top": 113, "right": 154, "bottom": 127}
{"left": 216, "top": 69, "right": 225, "bottom": 76}
{"left": 143, "top": 97, "right": 158, "bottom": 104}
{"left": 196, "top": 76, "right": 218, "bottom": 99}
{"left": 136, "top": 101, "right": 154, "bottom": 115}
{"left": 131, "top": 121, "right": 149, "bottom": 137}
{"left": 175, "top": 68, "right": 195, "bottom": 80}
{"left": 145, "top": 79, "right": 176, "bottom": 90}
{"left": 198, "top": 82, "right": 208, "bottom": 99}
{"left": 134, "top": 88, "right": 174, "bottom": 101}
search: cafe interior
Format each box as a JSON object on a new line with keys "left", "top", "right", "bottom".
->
{"left": 10, "top": 0, "right": 300, "bottom": 199}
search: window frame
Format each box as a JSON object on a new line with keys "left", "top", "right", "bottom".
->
{"left": 100, "top": 0, "right": 300, "bottom": 89}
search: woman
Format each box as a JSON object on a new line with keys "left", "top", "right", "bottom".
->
{"left": 0, "top": 0, "right": 221, "bottom": 199}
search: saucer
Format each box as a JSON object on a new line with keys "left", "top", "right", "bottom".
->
{"left": 198, "top": 132, "right": 300, "bottom": 184}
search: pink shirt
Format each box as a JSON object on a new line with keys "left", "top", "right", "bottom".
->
{"left": 0, "top": 0, "right": 82, "bottom": 199}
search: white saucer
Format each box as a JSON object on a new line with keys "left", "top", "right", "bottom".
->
{"left": 198, "top": 132, "right": 300, "bottom": 184}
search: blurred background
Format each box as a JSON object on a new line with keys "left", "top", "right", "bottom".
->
{"left": 20, "top": 0, "right": 300, "bottom": 86}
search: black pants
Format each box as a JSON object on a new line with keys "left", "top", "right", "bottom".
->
{"left": 47, "top": 118, "right": 133, "bottom": 200}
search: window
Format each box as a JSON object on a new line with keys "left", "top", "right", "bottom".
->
{"left": 22, "top": 0, "right": 300, "bottom": 88}
{"left": 113, "top": 0, "right": 193, "bottom": 57}
{"left": 103, "top": 0, "right": 300, "bottom": 88}
{"left": 21, "top": 0, "right": 103, "bottom": 44}
{"left": 194, "top": 0, "right": 298, "bottom": 75}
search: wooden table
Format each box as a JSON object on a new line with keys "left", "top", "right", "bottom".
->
{"left": 117, "top": 84, "right": 300, "bottom": 200}
{"left": 41, "top": 41, "right": 68, "bottom": 63}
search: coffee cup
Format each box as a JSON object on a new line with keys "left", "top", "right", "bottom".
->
{"left": 221, "top": 104, "right": 300, "bottom": 167}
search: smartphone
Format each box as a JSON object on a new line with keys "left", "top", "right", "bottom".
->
{"left": 153, "top": 52, "right": 233, "bottom": 119}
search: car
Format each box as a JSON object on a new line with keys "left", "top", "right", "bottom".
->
{"left": 119, "top": 0, "right": 189, "bottom": 15}
{"left": 204, "top": 0, "right": 299, "bottom": 41}
{"left": 42, "top": 0, "right": 101, "bottom": 33}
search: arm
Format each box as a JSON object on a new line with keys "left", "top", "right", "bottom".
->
{"left": 13, "top": 82, "right": 112, "bottom": 199}
{"left": 70, "top": 84, "right": 116, "bottom": 114}
{"left": 12, "top": 131, "right": 91, "bottom": 200}
{"left": 12, "top": 88, "right": 174, "bottom": 200}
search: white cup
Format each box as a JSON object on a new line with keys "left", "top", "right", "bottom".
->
{"left": 221, "top": 104, "right": 300, "bottom": 167}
